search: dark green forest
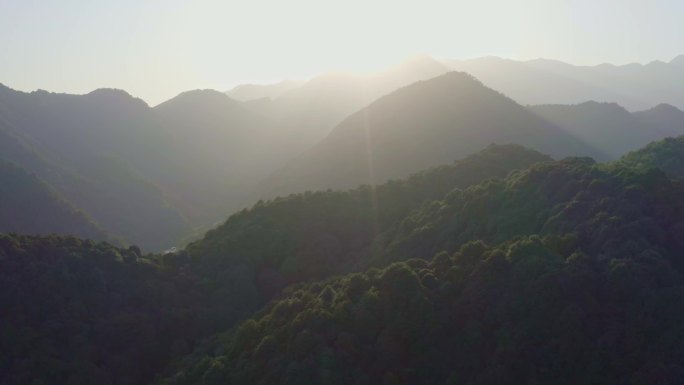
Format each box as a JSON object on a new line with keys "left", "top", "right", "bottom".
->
{"left": 0, "top": 234, "right": 201, "bottom": 385}
{"left": 4, "top": 139, "right": 684, "bottom": 385}
{"left": 188, "top": 144, "right": 550, "bottom": 300}
{"left": 169, "top": 237, "right": 684, "bottom": 385}
{"left": 616, "top": 136, "right": 684, "bottom": 178}
{"left": 163, "top": 143, "right": 684, "bottom": 385}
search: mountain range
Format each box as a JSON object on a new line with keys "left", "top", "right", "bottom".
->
{"left": 0, "top": 85, "right": 190, "bottom": 250}
{"left": 258, "top": 71, "right": 682, "bottom": 198}
{"left": 229, "top": 54, "right": 684, "bottom": 117}
{"left": 226, "top": 80, "right": 305, "bottom": 101}
{"left": 529, "top": 101, "right": 684, "bottom": 158}
{"left": 230, "top": 55, "right": 452, "bottom": 149}
{"left": 2, "top": 55, "right": 683, "bottom": 251}
{"left": 447, "top": 55, "right": 684, "bottom": 110}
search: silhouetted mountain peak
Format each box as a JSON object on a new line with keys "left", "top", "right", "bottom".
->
{"left": 632, "top": 103, "right": 684, "bottom": 138}
{"left": 226, "top": 80, "right": 305, "bottom": 101}
{"left": 86, "top": 88, "right": 149, "bottom": 109}
{"left": 524, "top": 58, "right": 575, "bottom": 69}
{"left": 530, "top": 101, "right": 629, "bottom": 114}
{"left": 155, "top": 89, "right": 239, "bottom": 110}
{"left": 262, "top": 68, "right": 601, "bottom": 197}
{"left": 400, "top": 70, "right": 483, "bottom": 92}
{"left": 529, "top": 100, "right": 681, "bottom": 159}
{"left": 393, "top": 54, "right": 448, "bottom": 72}
{"left": 634, "top": 103, "right": 684, "bottom": 121}
{"left": 670, "top": 55, "right": 684, "bottom": 66}
{"left": 334, "top": 71, "right": 488, "bottom": 118}
{"left": 649, "top": 103, "right": 682, "bottom": 114}
{"left": 173, "top": 88, "right": 231, "bottom": 100}
{"left": 303, "top": 71, "right": 364, "bottom": 87}
{"left": 646, "top": 60, "right": 668, "bottom": 67}
{"left": 471, "top": 55, "right": 508, "bottom": 62}
{"left": 456, "top": 56, "right": 519, "bottom": 67}
{"left": 31, "top": 89, "right": 52, "bottom": 96}
{"left": 596, "top": 62, "right": 617, "bottom": 69}
{"left": 87, "top": 88, "right": 134, "bottom": 99}
{"left": 576, "top": 100, "right": 629, "bottom": 114}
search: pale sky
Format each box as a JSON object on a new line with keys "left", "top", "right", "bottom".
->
{"left": 1, "top": 0, "right": 683, "bottom": 105}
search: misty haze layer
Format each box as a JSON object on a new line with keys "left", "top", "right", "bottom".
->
{"left": 2, "top": 55, "right": 684, "bottom": 250}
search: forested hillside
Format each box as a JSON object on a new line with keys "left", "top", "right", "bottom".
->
{"left": 0, "top": 145, "right": 549, "bottom": 385}
{"left": 188, "top": 145, "right": 550, "bottom": 299}
{"left": 0, "top": 234, "right": 192, "bottom": 385}
{"left": 168, "top": 237, "right": 684, "bottom": 385}
{"left": 617, "top": 136, "right": 684, "bottom": 178}
{"left": 5, "top": 2, "right": 684, "bottom": 384}
{"left": 165, "top": 146, "right": 684, "bottom": 385}
{"left": 0, "top": 233, "right": 250, "bottom": 385}
{"left": 5, "top": 139, "right": 684, "bottom": 385}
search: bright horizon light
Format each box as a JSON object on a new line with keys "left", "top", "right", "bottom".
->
{"left": 1, "top": 0, "right": 683, "bottom": 105}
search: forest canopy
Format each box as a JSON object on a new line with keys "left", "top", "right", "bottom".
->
{"left": 4, "top": 140, "right": 684, "bottom": 385}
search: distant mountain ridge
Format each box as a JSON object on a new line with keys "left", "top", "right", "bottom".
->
{"left": 258, "top": 71, "right": 603, "bottom": 198}
{"left": 528, "top": 101, "right": 684, "bottom": 158}
{"left": 0, "top": 85, "right": 297, "bottom": 250}
{"left": 226, "top": 80, "right": 305, "bottom": 101}
{"left": 0, "top": 85, "right": 191, "bottom": 250}
{"left": 151, "top": 89, "right": 299, "bottom": 220}
{"left": 447, "top": 55, "right": 684, "bottom": 110}
{"left": 233, "top": 55, "right": 453, "bottom": 149}
{"left": 0, "top": 56, "right": 461, "bottom": 250}
{"left": 2, "top": 55, "right": 684, "bottom": 250}
{"left": 228, "top": 54, "right": 684, "bottom": 115}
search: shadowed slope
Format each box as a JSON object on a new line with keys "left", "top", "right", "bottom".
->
{"left": 260, "top": 72, "right": 601, "bottom": 198}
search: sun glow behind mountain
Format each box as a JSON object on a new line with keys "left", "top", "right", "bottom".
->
{"left": 1, "top": 0, "right": 683, "bottom": 104}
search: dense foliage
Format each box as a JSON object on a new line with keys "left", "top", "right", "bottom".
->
{"left": 188, "top": 144, "right": 549, "bottom": 299}
{"left": 0, "top": 145, "right": 548, "bottom": 385}
{"left": 617, "top": 136, "right": 684, "bottom": 178}
{"left": 0, "top": 234, "right": 211, "bottom": 385}
{"left": 167, "top": 237, "right": 684, "bottom": 385}
{"left": 166, "top": 152, "right": 684, "bottom": 385}
{"left": 6, "top": 140, "right": 684, "bottom": 385}
{"left": 378, "top": 157, "right": 684, "bottom": 266}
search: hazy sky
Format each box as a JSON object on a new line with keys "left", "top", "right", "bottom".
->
{"left": 1, "top": 0, "right": 683, "bottom": 105}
